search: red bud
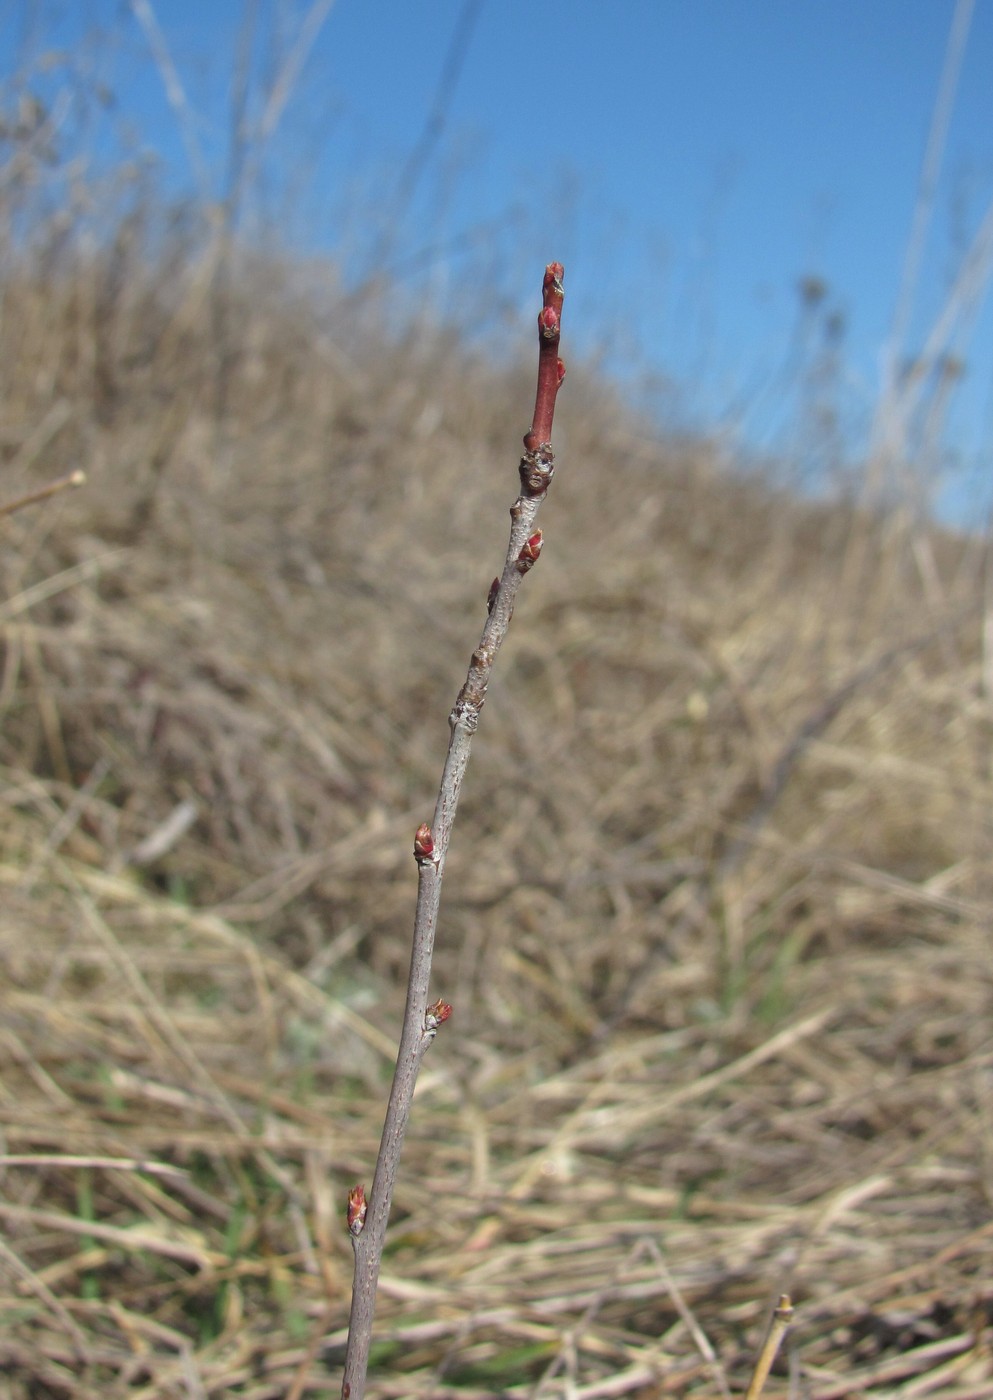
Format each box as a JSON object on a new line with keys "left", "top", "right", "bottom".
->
{"left": 424, "top": 999, "right": 452, "bottom": 1041}
{"left": 517, "top": 530, "right": 543, "bottom": 573}
{"left": 347, "top": 1184, "right": 367, "bottom": 1236}
{"left": 538, "top": 305, "right": 560, "bottom": 339}
{"left": 413, "top": 823, "right": 435, "bottom": 860}
{"left": 426, "top": 999, "right": 452, "bottom": 1029}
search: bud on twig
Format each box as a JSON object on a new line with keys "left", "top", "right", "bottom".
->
{"left": 516, "top": 530, "right": 543, "bottom": 574}
{"left": 425, "top": 1000, "right": 452, "bottom": 1033}
{"left": 347, "top": 1185, "right": 367, "bottom": 1237}
{"left": 413, "top": 823, "right": 435, "bottom": 862}
{"left": 486, "top": 578, "right": 500, "bottom": 616}
{"left": 538, "top": 305, "right": 560, "bottom": 339}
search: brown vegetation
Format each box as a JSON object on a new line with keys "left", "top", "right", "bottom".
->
{"left": 0, "top": 213, "right": 991, "bottom": 1398}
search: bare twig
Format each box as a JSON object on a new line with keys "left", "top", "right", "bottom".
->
{"left": 743, "top": 1293, "right": 794, "bottom": 1400}
{"left": 0, "top": 468, "right": 85, "bottom": 519}
{"left": 339, "top": 263, "right": 566, "bottom": 1400}
{"left": 874, "top": 0, "right": 974, "bottom": 464}
{"left": 127, "top": 0, "right": 212, "bottom": 204}
{"left": 363, "top": 0, "right": 484, "bottom": 278}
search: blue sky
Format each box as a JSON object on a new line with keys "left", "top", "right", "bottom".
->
{"left": 4, "top": 1, "right": 993, "bottom": 518}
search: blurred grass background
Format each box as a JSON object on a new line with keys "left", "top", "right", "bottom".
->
{"left": 1, "top": 7, "right": 992, "bottom": 1399}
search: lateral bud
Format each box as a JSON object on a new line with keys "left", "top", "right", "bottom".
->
{"left": 517, "top": 530, "right": 543, "bottom": 573}
{"left": 413, "top": 823, "right": 435, "bottom": 861}
{"left": 425, "top": 999, "right": 453, "bottom": 1037}
{"left": 346, "top": 1184, "right": 367, "bottom": 1237}
{"left": 538, "top": 304, "right": 560, "bottom": 340}
{"left": 486, "top": 577, "right": 500, "bottom": 616}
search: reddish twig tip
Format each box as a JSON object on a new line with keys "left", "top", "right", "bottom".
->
{"left": 524, "top": 262, "right": 566, "bottom": 454}
{"left": 543, "top": 261, "right": 565, "bottom": 304}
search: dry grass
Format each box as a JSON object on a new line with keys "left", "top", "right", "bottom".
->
{"left": 0, "top": 211, "right": 991, "bottom": 1399}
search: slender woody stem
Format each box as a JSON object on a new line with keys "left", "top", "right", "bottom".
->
{"left": 340, "top": 264, "right": 566, "bottom": 1400}
{"left": 0, "top": 469, "right": 86, "bottom": 519}
{"left": 524, "top": 262, "right": 565, "bottom": 453}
